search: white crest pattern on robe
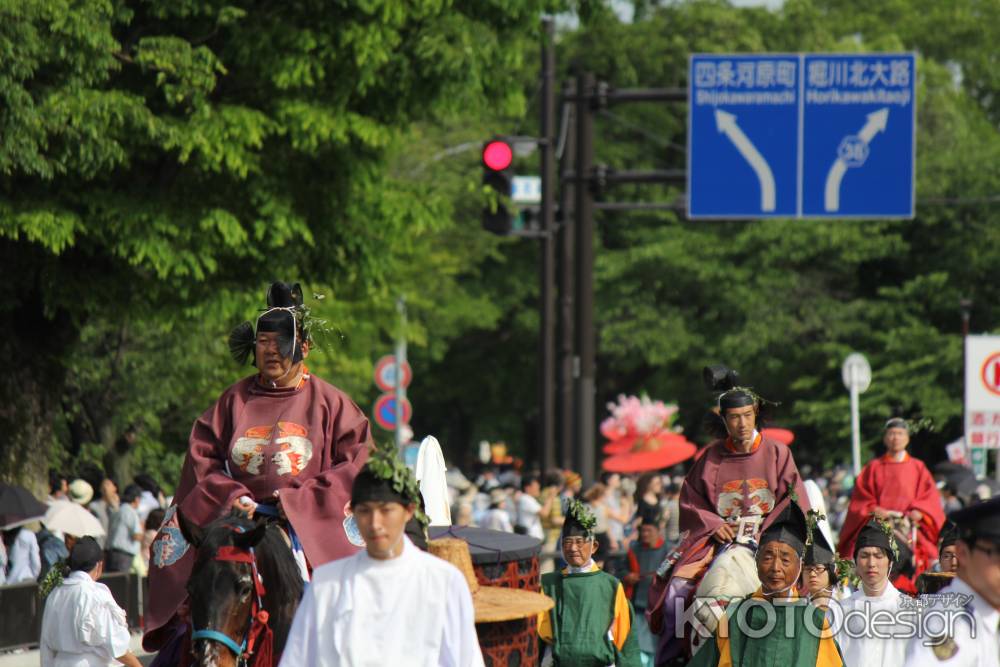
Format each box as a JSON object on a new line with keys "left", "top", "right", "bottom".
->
{"left": 230, "top": 421, "right": 314, "bottom": 476}
{"left": 231, "top": 429, "right": 269, "bottom": 475}
{"left": 716, "top": 478, "right": 775, "bottom": 518}
{"left": 273, "top": 435, "right": 314, "bottom": 476}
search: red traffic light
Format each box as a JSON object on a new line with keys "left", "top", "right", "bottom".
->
{"left": 482, "top": 140, "right": 513, "bottom": 171}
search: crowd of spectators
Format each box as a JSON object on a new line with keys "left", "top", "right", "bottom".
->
{"left": 1, "top": 468, "right": 170, "bottom": 586}
{"left": 447, "top": 463, "right": 685, "bottom": 575}
{"left": 4, "top": 447, "right": 995, "bottom": 589}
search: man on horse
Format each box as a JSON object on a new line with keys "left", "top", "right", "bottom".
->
{"left": 144, "top": 282, "right": 372, "bottom": 655}
{"left": 649, "top": 367, "right": 810, "bottom": 665}
{"left": 837, "top": 418, "right": 944, "bottom": 591}
{"left": 279, "top": 443, "right": 485, "bottom": 666}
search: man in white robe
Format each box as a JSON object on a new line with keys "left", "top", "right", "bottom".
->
{"left": 904, "top": 497, "right": 1000, "bottom": 666}
{"left": 279, "top": 448, "right": 484, "bottom": 667}
{"left": 837, "top": 520, "right": 909, "bottom": 667}
{"left": 39, "top": 536, "right": 142, "bottom": 667}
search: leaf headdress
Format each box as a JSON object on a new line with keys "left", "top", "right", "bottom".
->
{"left": 364, "top": 441, "right": 430, "bottom": 529}
{"left": 565, "top": 499, "right": 597, "bottom": 534}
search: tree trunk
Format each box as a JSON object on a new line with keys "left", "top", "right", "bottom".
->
{"left": 0, "top": 241, "right": 78, "bottom": 494}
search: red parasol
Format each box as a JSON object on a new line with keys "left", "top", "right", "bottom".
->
{"left": 602, "top": 440, "right": 697, "bottom": 473}
{"left": 602, "top": 432, "right": 690, "bottom": 455}
{"left": 601, "top": 435, "right": 638, "bottom": 455}
{"left": 761, "top": 428, "right": 795, "bottom": 445}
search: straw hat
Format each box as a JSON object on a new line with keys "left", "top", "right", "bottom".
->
{"left": 68, "top": 479, "right": 94, "bottom": 506}
{"left": 428, "top": 538, "right": 553, "bottom": 624}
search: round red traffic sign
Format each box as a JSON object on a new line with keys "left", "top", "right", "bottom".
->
{"left": 981, "top": 352, "right": 1000, "bottom": 397}
{"left": 373, "top": 393, "right": 412, "bottom": 431}
{"left": 373, "top": 355, "right": 412, "bottom": 392}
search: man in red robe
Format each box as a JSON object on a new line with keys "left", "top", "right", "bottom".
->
{"left": 649, "top": 381, "right": 809, "bottom": 665}
{"left": 142, "top": 283, "right": 371, "bottom": 654}
{"left": 837, "top": 418, "right": 944, "bottom": 589}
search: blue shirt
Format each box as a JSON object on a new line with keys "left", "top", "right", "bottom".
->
{"left": 107, "top": 503, "right": 141, "bottom": 554}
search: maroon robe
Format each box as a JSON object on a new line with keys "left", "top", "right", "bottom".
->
{"left": 671, "top": 434, "right": 808, "bottom": 573}
{"left": 648, "top": 434, "right": 808, "bottom": 660}
{"left": 837, "top": 452, "right": 944, "bottom": 576}
{"left": 143, "top": 373, "right": 371, "bottom": 650}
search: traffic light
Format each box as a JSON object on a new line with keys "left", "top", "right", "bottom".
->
{"left": 482, "top": 139, "right": 514, "bottom": 234}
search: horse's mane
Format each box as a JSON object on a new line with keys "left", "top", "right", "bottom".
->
{"left": 254, "top": 520, "right": 305, "bottom": 611}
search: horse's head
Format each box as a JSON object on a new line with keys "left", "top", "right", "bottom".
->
{"left": 179, "top": 510, "right": 265, "bottom": 667}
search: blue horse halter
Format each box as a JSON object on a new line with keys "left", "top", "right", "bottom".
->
{"left": 190, "top": 628, "right": 247, "bottom": 657}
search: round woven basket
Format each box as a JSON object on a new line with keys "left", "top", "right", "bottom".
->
{"left": 428, "top": 537, "right": 554, "bottom": 623}
{"left": 915, "top": 571, "right": 955, "bottom": 595}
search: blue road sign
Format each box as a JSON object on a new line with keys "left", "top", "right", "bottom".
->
{"left": 689, "top": 54, "right": 800, "bottom": 218}
{"left": 801, "top": 54, "right": 915, "bottom": 217}
{"left": 688, "top": 53, "right": 915, "bottom": 219}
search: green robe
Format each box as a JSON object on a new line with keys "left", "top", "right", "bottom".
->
{"left": 688, "top": 594, "right": 844, "bottom": 667}
{"left": 539, "top": 567, "right": 642, "bottom": 667}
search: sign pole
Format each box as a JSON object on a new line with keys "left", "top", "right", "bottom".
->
{"left": 842, "top": 353, "right": 871, "bottom": 476}
{"left": 395, "top": 296, "right": 407, "bottom": 450}
{"left": 850, "top": 382, "right": 861, "bottom": 476}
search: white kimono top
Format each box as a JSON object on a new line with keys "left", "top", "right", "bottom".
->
{"left": 40, "top": 571, "right": 131, "bottom": 666}
{"left": 279, "top": 536, "right": 484, "bottom": 667}
{"left": 903, "top": 576, "right": 1000, "bottom": 667}
{"left": 838, "top": 579, "right": 909, "bottom": 667}
{"left": 7, "top": 527, "right": 41, "bottom": 583}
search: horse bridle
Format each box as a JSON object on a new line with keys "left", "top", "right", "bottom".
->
{"left": 191, "top": 543, "right": 271, "bottom": 665}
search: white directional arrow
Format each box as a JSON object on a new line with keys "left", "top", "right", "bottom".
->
{"left": 824, "top": 108, "right": 889, "bottom": 212}
{"left": 857, "top": 108, "right": 889, "bottom": 143}
{"left": 715, "top": 109, "right": 776, "bottom": 212}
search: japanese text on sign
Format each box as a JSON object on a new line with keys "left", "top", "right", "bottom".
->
{"left": 693, "top": 58, "right": 798, "bottom": 107}
{"left": 805, "top": 58, "right": 912, "bottom": 106}
{"left": 968, "top": 411, "right": 1000, "bottom": 449}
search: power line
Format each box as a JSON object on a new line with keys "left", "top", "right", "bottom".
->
{"left": 555, "top": 102, "right": 571, "bottom": 160}
{"left": 917, "top": 194, "right": 1000, "bottom": 206}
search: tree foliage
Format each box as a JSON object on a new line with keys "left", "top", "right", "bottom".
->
{"left": 0, "top": 0, "right": 557, "bottom": 489}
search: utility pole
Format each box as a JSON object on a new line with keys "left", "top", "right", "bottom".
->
{"left": 558, "top": 79, "right": 577, "bottom": 473}
{"left": 395, "top": 296, "right": 408, "bottom": 450}
{"left": 574, "top": 70, "right": 596, "bottom": 486}
{"left": 539, "top": 18, "right": 557, "bottom": 473}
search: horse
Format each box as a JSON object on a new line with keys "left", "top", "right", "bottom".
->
{"left": 177, "top": 509, "right": 304, "bottom": 667}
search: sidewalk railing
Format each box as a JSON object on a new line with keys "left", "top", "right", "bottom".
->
{"left": 0, "top": 574, "right": 146, "bottom": 652}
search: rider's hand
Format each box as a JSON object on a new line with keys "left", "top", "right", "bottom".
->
{"left": 712, "top": 523, "right": 735, "bottom": 543}
{"left": 872, "top": 506, "right": 890, "bottom": 520}
{"left": 232, "top": 497, "right": 255, "bottom": 518}
{"left": 907, "top": 509, "right": 923, "bottom": 522}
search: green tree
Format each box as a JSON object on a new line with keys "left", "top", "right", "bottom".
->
{"left": 0, "top": 0, "right": 558, "bottom": 488}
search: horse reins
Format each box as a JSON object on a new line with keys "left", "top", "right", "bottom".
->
{"left": 191, "top": 541, "right": 273, "bottom": 666}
